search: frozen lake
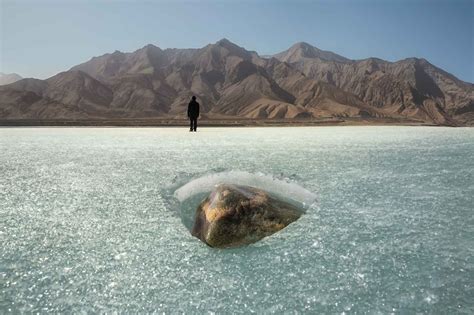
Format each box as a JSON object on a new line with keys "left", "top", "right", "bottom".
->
{"left": 1, "top": 126, "right": 473, "bottom": 313}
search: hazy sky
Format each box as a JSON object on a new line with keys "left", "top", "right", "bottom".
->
{"left": 1, "top": 0, "right": 473, "bottom": 82}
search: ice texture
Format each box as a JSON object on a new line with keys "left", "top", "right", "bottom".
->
{"left": 174, "top": 170, "right": 317, "bottom": 206}
{"left": 1, "top": 126, "right": 473, "bottom": 313}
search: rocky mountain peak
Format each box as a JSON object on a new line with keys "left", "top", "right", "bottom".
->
{"left": 275, "top": 41, "right": 351, "bottom": 63}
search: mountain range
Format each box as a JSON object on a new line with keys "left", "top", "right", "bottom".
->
{"left": 1, "top": 39, "right": 472, "bottom": 125}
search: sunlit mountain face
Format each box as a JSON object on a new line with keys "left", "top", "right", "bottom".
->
{"left": 1, "top": 39, "right": 472, "bottom": 125}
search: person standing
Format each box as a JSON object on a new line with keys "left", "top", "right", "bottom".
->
{"left": 187, "top": 96, "right": 200, "bottom": 132}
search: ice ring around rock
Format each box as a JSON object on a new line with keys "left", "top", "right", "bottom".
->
{"left": 173, "top": 171, "right": 317, "bottom": 248}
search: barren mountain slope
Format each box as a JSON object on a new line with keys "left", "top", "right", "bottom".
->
{"left": 273, "top": 43, "right": 473, "bottom": 124}
{"left": 1, "top": 39, "right": 472, "bottom": 124}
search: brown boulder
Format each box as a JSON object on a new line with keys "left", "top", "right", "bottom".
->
{"left": 192, "top": 184, "right": 303, "bottom": 248}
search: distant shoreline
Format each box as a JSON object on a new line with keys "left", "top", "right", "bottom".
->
{"left": 0, "top": 117, "right": 451, "bottom": 127}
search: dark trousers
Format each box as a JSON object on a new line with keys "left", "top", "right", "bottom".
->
{"left": 189, "top": 116, "right": 198, "bottom": 131}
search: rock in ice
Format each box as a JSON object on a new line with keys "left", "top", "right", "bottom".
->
{"left": 192, "top": 183, "right": 303, "bottom": 248}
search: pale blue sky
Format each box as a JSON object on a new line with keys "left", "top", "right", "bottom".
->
{"left": 1, "top": 0, "right": 473, "bottom": 82}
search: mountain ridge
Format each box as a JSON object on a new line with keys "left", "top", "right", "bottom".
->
{"left": 1, "top": 39, "right": 472, "bottom": 125}
{"left": 0, "top": 72, "right": 23, "bottom": 86}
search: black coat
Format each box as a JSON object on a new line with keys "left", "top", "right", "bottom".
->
{"left": 187, "top": 100, "right": 200, "bottom": 118}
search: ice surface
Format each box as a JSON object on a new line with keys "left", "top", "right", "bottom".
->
{"left": 1, "top": 127, "right": 473, "bottom": 313}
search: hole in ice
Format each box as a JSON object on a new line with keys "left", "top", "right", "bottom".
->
{"left": 171, "top": 171, "right": 317, "bottom": 232}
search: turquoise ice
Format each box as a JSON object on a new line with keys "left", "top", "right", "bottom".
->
{"left": 1, "top": 126, "right": 473, "bottom": 313}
